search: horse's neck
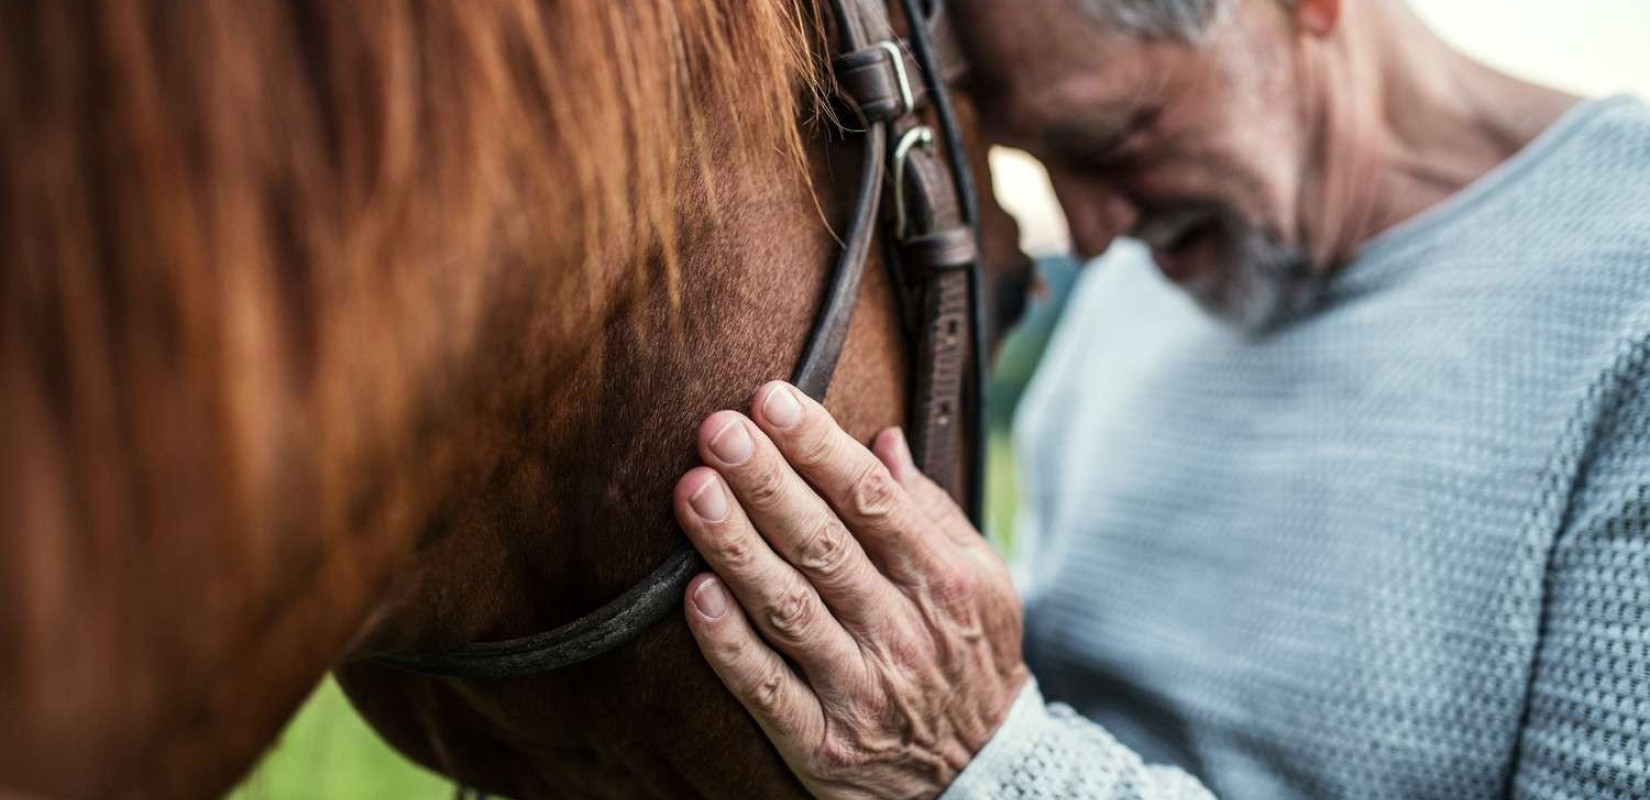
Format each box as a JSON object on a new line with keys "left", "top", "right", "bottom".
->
{"left": 347, "top": 128, "right": 906, "bottom": 657}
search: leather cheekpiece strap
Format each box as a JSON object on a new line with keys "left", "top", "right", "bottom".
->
{"left": 888, "top": 130, "right": 973, "bottom": 499}
{"left": 899, "top": 228, "right": 976, "bottom": 278}
{"left": 835, "top": 45, "right": 928, "bottom": 123}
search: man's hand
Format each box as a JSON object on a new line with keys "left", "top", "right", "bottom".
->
{"left": 674, "top": 381, "right": 1029, "bottom": 799}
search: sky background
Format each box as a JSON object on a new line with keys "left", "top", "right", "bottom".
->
{"left": 993, "top": 0, "right": 1650, "bottom": 255}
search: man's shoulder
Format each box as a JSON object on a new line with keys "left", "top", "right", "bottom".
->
{"left": 1534, "top": 94, "right": 1650, "bottom": 231}
{"left": 1487, "top": 94, "right": 1650, "bottom": 245}
{"left": 1354, "top": 96, "right": 1650, "bottom": 376}
{"left": 1369, "top": 95, "right": 1650, "bottom": 264}
{"left": 1582, "top": 93, "right": 1650, "bottom": 149}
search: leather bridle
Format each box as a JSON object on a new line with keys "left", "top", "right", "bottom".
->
{"left": 373, "top": 0, "right": 986, "bottom": 679}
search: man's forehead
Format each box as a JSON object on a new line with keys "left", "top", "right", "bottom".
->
{"left": 958, "top": 0, "right": 1110, "bottom": 76}
{"left": 959, "top": 1, "right": 1147, "bottom": 109}
{"left": 959, "top": 3, "right": 1151, "bottom": 144}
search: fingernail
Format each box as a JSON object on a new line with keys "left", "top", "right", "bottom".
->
{"left": 762, "top": 385, "right": 803, "bottom": 429}
{"left": 708, "top": 419, "right": 754, "bottom": 465}
{"left": 689, "top": 477, "right": 728, "bottom": 522}
{"left": 693, "top": 578, "right": 728, "bottom": 619}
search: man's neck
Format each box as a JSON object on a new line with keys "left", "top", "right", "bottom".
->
{"left": 1305, "top": 1, "right": 1580, "bottom": 266}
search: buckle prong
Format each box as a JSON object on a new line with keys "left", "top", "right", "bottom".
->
{"left": 892, "top": 125, "right": 936, "bottom": 239}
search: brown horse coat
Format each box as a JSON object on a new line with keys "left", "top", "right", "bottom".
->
{"left": 0, "top": 0, "right": 1027, "bottom": 796}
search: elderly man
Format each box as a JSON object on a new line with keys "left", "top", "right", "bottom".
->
{"left": 670, "top": 0, "right": 1650, "bottom": 796}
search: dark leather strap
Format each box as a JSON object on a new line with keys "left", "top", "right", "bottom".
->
{"left": 890, "top": 133, "right": 972, "bottom": 496}
{"left": 833, "top": 0, "right": 968, "bottom": 124}
{"left": 924, "top": 0, "right": 969, "bottom": 87}
{"left": 836, "top": 44, "right": 937, "bottom": 122}
{"left": 370, "top": 548, "right": 705, "bottom": 678}
{"left": 900, "top": 229, "right": 977, "bottom": 272}
{"left": 907, "top": 266, "right": 970, "bottom": 497}
{"left": 896, "top": 0, "right": 988, "bottom": 527}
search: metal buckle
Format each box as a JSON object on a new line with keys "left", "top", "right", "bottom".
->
{"left": 892, "top": 125, "right": 936, "bottom": 239}
{"left": 874, "top": 41, "right": 916, "bottom": 118}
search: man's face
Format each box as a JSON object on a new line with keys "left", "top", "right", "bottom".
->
{"left": 963, "top": 0, "right": 1324, "bottom": 331}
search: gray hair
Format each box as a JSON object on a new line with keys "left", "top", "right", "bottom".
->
{"left": 1072, "top": 0, "right": 1231, "bottom": 40}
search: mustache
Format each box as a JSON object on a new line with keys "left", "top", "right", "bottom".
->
{"left": 1129, "top": 200, "right": 1239, "bottom": 249}
{"left": 1133, "top": 208, "right": 1217, "bottom": 251}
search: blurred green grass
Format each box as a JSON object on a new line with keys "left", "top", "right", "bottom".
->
{"left": 226, "top": 678, "right": 449, "bottom": 799}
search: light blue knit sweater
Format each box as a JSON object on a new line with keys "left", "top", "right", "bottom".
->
{"left": 946, "top": 96, "right": 1650, "bottom": 799}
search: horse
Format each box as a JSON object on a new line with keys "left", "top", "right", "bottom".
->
{"left": 0, "top": 0, "right": 1028, "bottom": 796}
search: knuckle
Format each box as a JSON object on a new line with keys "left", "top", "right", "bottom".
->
{"left": 746, "top": 662, "right": 789, "bottom": 715}
{"left": 930, "top": 561, "right": 978, "bottom": 608}
{"left": 765, "top": 584, "right": 819, "bottom": 639}
{"left": 791, "top": 425, "right": 837, "bottom": 469}
{"left": 742, "top": 460, "right": 786, "bottom": 510}
{"left": 713, "top": 630, "right": 752, "bottom": 665}
{"left": 893, "top": 632, "right": 934, "bottom": 669}
{"left": 712, "top": 529, "right": 757, "bottom": 570}
{"left": 848, "top": 463, "right": 900, "bottom": 521}
{"left": 794, "top": 516, "right": 853, "bottom": 578}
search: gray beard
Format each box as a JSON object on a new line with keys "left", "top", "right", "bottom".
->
{"left": 1180, "top": 224, "right": 1322, "bottom": 335}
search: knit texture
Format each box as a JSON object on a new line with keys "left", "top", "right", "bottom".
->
{"left": 948, "top": 95, "right": 1650, "bottom": 799}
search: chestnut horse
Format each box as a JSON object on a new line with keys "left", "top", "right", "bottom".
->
{"left": 0, "top": 0, "right": 1026, "bottom": 797}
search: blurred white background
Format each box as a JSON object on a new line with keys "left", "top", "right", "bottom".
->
{"left": 992, "top": 0, "right": 1650, "bottom": 256}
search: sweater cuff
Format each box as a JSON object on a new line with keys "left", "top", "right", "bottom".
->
{"left": 941, "top": 678, "right": 1051, "bottom": 799}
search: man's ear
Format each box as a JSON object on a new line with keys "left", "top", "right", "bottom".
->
{"left": 1293, "top": 0, "right": 1341, "bottom": 37}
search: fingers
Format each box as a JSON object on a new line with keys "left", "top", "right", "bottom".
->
{"left": 684, "top": 574, "right": 827, "bottom": 761}
{"left": 674, "top": 468, "right": 862, "bottom": 682}
{"left": 873, "top": 428, "right": 1019, "bottom": 657}
{"left": 746, "top": 382, "right": 950, "bottom": 581}
{"left": 871, "top": 427, "right": 981, "bottom": 552}
{"left": 694, "top": 411, "right": 906, "bottom": 627}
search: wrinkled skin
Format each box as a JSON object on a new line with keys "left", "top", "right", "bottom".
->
{"left": 675, "top": 383, "right": 1027, "bottom": 798}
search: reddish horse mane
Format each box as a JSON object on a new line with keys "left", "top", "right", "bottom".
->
{"left": 1, "top": 0, "right": 837, "bottom": 795}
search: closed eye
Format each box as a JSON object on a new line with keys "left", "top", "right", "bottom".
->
{"left": 1045, "top": 106, "right": 1163, "bottom": 171}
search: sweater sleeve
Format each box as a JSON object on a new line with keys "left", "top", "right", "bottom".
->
{"left": 1512, "top": 336, "right": 1650, "bottom": 798}
{"left": 941, "top": 680, "right": 1216, "bottom": 800}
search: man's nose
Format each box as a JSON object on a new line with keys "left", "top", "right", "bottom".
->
{"left": 1050, "top": 172, "right": 1140, "bottom": 261}
{"left": 1068, "top": 191, "right": 1140, "bottom": 262}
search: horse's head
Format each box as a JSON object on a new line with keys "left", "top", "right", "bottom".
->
{"left": 0, "top": 0, "right": 1026, "bottom": 796}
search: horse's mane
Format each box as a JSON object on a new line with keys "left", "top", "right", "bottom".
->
{"left": 0, "top": 2, "right": 824, "bottom": 786}
{"left": 1, "top": 0, "right": 824, "bottom": 313}
{"left": 0, "top": 0, "right": 826, "bottom": 518}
